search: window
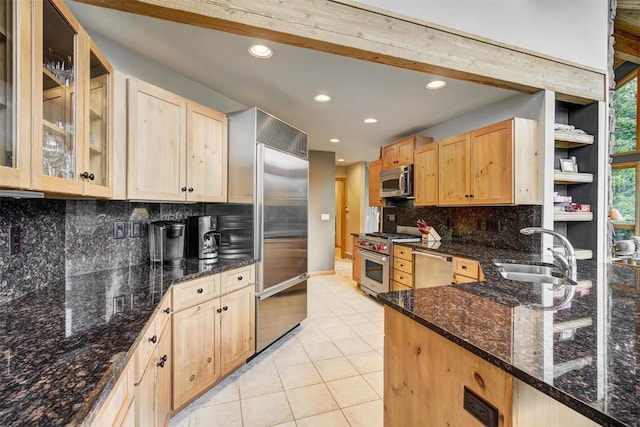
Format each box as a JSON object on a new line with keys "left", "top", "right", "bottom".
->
{"left": 612, "top": 162, "right": 639, "bottom": 239}
{"left": 613, "top": 70, "right": 638, "bottom": 154}
{"left": 612, "top": 67, "right": 640, "bottom": 240}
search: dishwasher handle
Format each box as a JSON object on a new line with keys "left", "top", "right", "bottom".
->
{"left": 412, "top": 250, "right": 452, "bottom": 262}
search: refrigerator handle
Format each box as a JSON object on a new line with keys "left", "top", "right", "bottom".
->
{"left": 256, "top": 273, "right": 309, "bottom": 300}
{"left": 255, "top": 143, "right": 265, "bottom": 266}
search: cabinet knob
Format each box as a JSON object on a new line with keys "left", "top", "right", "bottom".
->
{"left": 181, "top": 187, "right": 187, "bottom": 192}
{"left": 223, "top": 306, "right": 228, "bottom": 311}
{"left": 164, "top": 307, "right": 170, "bottom": 314}
{"left": 188, "top": 187, "right": 194, "bottom": 192}
{"left": 80, "top": 171, "right": 95, "bottom": 181}
{"left": 157, "top": 354, "right": 167, "bottom": 368}
{"left": 190, "top": 374, "right": 195, "bottom": 382}
{"left": 149, "top": 335, "right": 157, "bottom": 344}
{"left": 237, "top": 276, "right": 243, "bottom": 281}
{"left": 197, "top": 288, "right": 204, "bottom": 294}
{"left": 216, "top": 308, "right": 222, "bottom": 313}
{"left": 207, "top": 357, "right": 212, "bottom": 363}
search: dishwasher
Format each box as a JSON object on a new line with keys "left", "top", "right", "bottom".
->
{"left": 412, "top": 249, "right": 453, "bottom": 288}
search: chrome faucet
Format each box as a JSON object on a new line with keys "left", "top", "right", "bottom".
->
{"left": 520, "top": 227, "right": 577, "bottom": 281}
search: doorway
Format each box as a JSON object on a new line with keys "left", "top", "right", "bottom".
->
{"left": 335, "top": 178, "right": 346, "bottom": 259}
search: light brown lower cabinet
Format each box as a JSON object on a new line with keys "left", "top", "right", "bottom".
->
{"left": 452, "top": 257, "right": 485, "bottom": 284}
{"left": 87, "top": 265, "right": 255, "bottom": 426}
{"left": 171, "top": 267, "right": 255, "bottom": 411}
{"left": 172, "top": 298, "right": 221, "bottom": 409}
{"left": 384, "top": 306, "right": 600, "bottom": 427}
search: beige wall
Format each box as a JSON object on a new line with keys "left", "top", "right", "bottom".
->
{"left": 344, "top": 162, "right": 367, "bottom": 256}
{"left": 308, "top": 151, "right": 336, "bottom": 273}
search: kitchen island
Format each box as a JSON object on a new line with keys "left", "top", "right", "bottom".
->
{"left": 379, "top": 242, "right": 638, "bottom": 426}
{"left": 0, "top": 257, "right": 254, "bottom": 426}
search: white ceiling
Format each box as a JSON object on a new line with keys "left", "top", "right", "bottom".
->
{"left": 67, "top": 1, "right": 518, "bottom": 166}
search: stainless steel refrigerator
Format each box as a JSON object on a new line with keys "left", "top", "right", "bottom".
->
{"left": 227, "top": 107, "right": 308, "bottom": 353}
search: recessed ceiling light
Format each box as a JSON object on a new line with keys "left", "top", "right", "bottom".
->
{"left": 249, "top": 44, "right": 273, "bottom": 58}
{"left": 314, "top": 94, "right": 332, "bottom": 102}
{"left": 364, "top": 118, "right": 378, "bottom": 124}
{"left": 426, "top": 80, "right": 447, "bottom": 89}
{"left": 337, "top": 158, "right": 345, "bottom": 162}
{"left": 330, "top": 138, "right": 340, "bottom": 143}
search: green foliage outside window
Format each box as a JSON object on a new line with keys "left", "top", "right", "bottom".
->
{"left": 612, "top": 167, "right": 636, "bottom": 223}
{"left": 614, "top": 76, "right": 637, "bottom": 153}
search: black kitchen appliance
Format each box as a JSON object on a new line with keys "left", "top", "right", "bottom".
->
{"left": 187, "top": 215, "right": 221, "bottom": 262}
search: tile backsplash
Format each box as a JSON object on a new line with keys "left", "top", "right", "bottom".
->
{"left": 383, "top": 205, "right": 543, "bottom": 252}
{"left": 0, "top": 199, "right": 210, "bottom": 303}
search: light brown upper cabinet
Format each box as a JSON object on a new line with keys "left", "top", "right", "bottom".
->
{"left": 413, "top": 143, "right": 438, "bottom": 206}
{"left": 0, "top": 1, "right": 32, "bottom": 190}
{"left": 33, "top": 0, "right": 114, "bottom": 197}
{"left": 368, "top": 158, "right": 383, "bottom": 207}
{"left": 127, "top": 78, "right": 228, "bottom": 202}
{"left": 382, "top": 135, "right": 433, "bottom": 170}
{"left": 438, "top": 118, "right": 538, "bottom": 206}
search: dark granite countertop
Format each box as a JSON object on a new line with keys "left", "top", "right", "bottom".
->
{"left": 0, "top": 257, "right": 254, "bottom": 426}
{"left": 378, "top": 241, "right": 640, "bottom": 427}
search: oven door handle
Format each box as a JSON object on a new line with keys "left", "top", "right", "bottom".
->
{"left": 412, "top": 250, "right": 452, "bottom": 262}
{"left": 358, "top": 249, "right": 388, "bottom": 262}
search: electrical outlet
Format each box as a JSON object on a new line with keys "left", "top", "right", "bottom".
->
{"left": 129, "top": 221, "right": 141, "bottom": 238}
{"left": 113, "top": 222, "right": 126, "bottom": 239}
{"left": 8, "top": 225, "right": 21, "bottom": 255}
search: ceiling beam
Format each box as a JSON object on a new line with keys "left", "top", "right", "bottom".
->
{"left": 615, "top": 28, "right": 640, "bottom": 65}
{"left": 72, "top": 0, "right": 605, "bottom": 104}
{"left": 618, "top": 0, "right": 640, "bottom": 10}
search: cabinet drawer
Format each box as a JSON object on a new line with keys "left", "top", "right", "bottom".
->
{"left": 156, "top": 289, "right": 173, "bottom": 333}
{"left": 393, "top": 270, "right": 413, "bottom": 287}
{"left": 453, "top": 257, "right": 481, "bottom": 279}
{"left": 393, "top": 245, "right": 413, "bottom": 261}
{"left": 452, "top": 273, "right": 478, "bottom": 284}
{"left": 173, "top": 275, "right": 221, "bottom": 311}
{"left": 392, "top": 280, "right": 412, "bottom": 292}
{"left": 135, "top": 309, "right": 164, "bottom": 383}
{"left": 393, "top": 257, "right": 413, "bottom": 274}
{"left": 221, "top": 265, "right": 254, "bottom": 294}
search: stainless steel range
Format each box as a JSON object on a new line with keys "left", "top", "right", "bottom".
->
{"left": 355, "top": 232, "right": 421, "bottom": 297}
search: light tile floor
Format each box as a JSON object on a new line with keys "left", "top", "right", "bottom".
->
{"left": 168, "top": 258, "right": 384, "bottom": 427}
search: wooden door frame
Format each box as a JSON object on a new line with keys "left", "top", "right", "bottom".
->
{"left": 336, "top": 177, "right": 346, "bottom": 259}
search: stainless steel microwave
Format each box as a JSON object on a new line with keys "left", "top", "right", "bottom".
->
{"left": 380, "top": 164, "right": 413, "bottom": 198}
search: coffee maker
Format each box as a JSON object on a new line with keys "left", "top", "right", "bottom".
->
{"left": 187, "top": 216, "right": 221, "bottom": 262}
{"left": 149, "top": 221, "right": 186, "bottom": 267}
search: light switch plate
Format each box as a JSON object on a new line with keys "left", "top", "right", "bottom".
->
{"left": 321, "top": 213, "right": 330, "bottom": 221}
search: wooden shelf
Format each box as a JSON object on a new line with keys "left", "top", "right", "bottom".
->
{"left": 553, "top": 170, "right": 593, "bottom": 184}
{"left": 554, "top": 130, "right": 594, "bottom": 148}
{"left": 553, "top": 211, "right": 593, "bottom": 222}
{"left": 89, "top": 106, "right": 102, "bottom": 120}
{"left": 42, "top": 67, "right": 65, "bottom": 90}
{"left": 42, "top": 119, "right": 67, "bottom": 135}
{"left": 89, "top": 143, "right": 103, "bottom": 154}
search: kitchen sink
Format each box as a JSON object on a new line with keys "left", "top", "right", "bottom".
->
{"left": 498, "top": 271, "right": 577, "bottom": 287}
{"left": 492, "top": 259, "right": 577, "bottom": 287}
{"left": 492, "top": 260, "right": 563, "bottom": 276}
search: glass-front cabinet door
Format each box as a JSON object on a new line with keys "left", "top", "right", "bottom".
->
{"left": 34, "top": 0, "right": 83, "bottom": 194}
{"left": 82, "top": 38, "right": 113, "bottom": 197}
{"left": 0, "top": 1, "right": 31, "bottom": 189}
